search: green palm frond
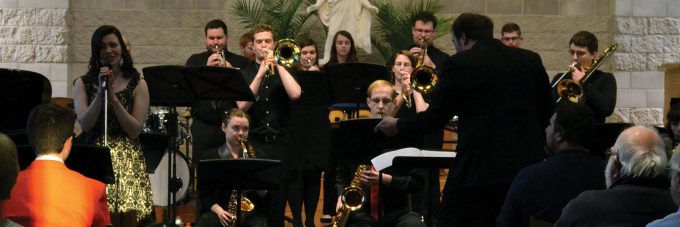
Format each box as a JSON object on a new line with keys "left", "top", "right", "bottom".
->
{"left": 370, "top": 0, "right": 453, "bottom": 61}
{"left": 231, "top": 0, "right": 315, "bottom": 40}
{"left": 230, "top": 0, "right": 265, "bottom": 28}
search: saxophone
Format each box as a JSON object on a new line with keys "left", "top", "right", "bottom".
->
{"left": 226, "top": 137, "right": 256, "bottom": 225}
{"left": 333, "top": 165, "right": 369, "bottom": 227}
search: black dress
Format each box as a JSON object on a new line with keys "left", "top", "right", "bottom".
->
{"left": 78, "top": 74, "right": 154, "bottom": 218}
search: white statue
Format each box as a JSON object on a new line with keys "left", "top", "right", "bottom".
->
{"left": 307, "top": 0, "right": 378, "bottom": 64}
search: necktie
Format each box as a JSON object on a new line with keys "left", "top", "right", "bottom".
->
{"left": 370, "top": 166, "right": 380, "bottom": 220}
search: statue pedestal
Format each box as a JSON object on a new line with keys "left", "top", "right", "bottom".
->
{"left": 661, "top": 62, "right": 680, "bottom": 124}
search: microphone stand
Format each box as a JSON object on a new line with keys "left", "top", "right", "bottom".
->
{"left": 103, "top": 72, "right": 108, "bottom": 146}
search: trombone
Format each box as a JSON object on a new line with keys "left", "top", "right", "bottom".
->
{"left": 553, "top": 44, "right": 618, "bottom": 103}
{"left": 265, "top": 38, "right": 301, "bottom": 76}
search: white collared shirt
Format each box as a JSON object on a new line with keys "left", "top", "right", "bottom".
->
{"left": 35, "top": 154, "right": 64, "bottom": 163}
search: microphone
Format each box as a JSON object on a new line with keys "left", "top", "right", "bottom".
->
{"left": 100, "top": 62, "right": 112, "bottom": 88}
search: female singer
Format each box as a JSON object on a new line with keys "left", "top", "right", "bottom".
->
{"left": 73, "top": 25, "right": 153, "bottom": 225}
{"left": 325, "top": 30, "right": 358, "bottom": 66}
{"left": 387, "top": 50, "right": 429, "bottom": 117}
{"left": 298, "top": 39, "right": 321, "bottom": 72}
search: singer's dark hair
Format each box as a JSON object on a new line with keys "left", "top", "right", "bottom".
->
{"left": 86, "top": 25, "right": 139, "bottom": 80}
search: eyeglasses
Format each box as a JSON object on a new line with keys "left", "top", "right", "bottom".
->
{"left": 370, "top": 98, "right": 393, "bottom": 104}
{"left": 605, "top": 148, "right": 619, "bottom": 157}
{"left": 501, "top": 36, "right": 522, "bottom": 42}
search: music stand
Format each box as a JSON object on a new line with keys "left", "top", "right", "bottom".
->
{"left": 142, "top": 65, "right": 255, "bottom": 224}
{"left": 0, "top": 68, "right": 51, "bottom": 132}
{"left": 197, "top": 159, "right": 282, "bottom": 227}
{"left": 325, "top": 63, "right": 389, "bottom": 119}
{"left": 139, "top": 132, "right": 171, "bottom": 173}
{"left": 16, "top": 143, "right": 115, "bottom": 184}
{"left": 392, "top": 155, "right": 454, "bottom": 227}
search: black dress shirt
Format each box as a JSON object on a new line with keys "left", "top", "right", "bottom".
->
{"left": 239, "top": 64, "right": 292, "bottom": 136}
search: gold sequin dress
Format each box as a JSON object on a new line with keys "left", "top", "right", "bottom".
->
{"left": 78, "top": 74, "right": 154, "bottom": 219}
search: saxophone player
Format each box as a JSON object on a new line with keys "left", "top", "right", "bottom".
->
{"left": 196, "top": 108, "right": 267, "bottom": 227}
{"left": 333, "top": 80, "right": 426, "bottom": 227}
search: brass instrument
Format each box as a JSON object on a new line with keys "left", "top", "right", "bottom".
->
{"left": 333, "top": 165, "right": 369, "bottom": 227}
{"left": 553, "top": 44, "right": 618, "bottom": 103}
{"left": 226, "top": 137, "right": 256, "bottom": 225}
{"left": 411, "top": 39, "right": 439, "bottom": 94}
{"left": 266, "top": 38, "right": 301, "bottom": 76}
{"left": 215, "top": 45, "right": 225, "bottom": 63}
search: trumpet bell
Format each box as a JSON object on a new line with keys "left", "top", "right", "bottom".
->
{"left": 274, "top": 38, "right": 301, "bottom": 68}
{"left": 412, "top": 65, "right": 438, "bottom": 93}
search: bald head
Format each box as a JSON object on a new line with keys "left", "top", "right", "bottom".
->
{"left": 612, "top": 125, "right": 667, "bottom": 179}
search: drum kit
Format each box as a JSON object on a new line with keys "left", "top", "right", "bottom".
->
{"left": 143, "top": 106, "right": 195, "bottom": 207}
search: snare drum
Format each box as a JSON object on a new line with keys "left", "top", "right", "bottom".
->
{"left": 148, "top": 151, "right": 192, "bottom": 206}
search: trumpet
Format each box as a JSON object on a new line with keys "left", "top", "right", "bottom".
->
{"left": 411, "top": 39, "right": 438, "bottom": 94}
{"left": 215, "top": 45, "right": 225, "bottom": 63}
{"left": 401, "top": 71, "right": 413, "bottom": 109}
{"left": 553, "top": 44, "right": 618, "bottom": 103}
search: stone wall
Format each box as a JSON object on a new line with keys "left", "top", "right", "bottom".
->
{"left": 608, "top": 0, "right": 680, "bottom": 125}
{"left": 0, "top": 2, "right": 69, "bottom": 97}
{"left": 1, "top": 0, "right": 678, "bottom": 125}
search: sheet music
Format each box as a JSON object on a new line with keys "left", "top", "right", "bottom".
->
{"left": 371, "top": 147, "right": 456, "bottom": 171}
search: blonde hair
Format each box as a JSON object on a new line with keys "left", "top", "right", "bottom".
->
{"left": 367, "top": 80, "right": 396, "bottom": 99}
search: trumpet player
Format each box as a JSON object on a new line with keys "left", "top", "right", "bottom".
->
{"left": 186, "top": 19, "right": 251, "bottom": 159}
{"left": 238, "top": 24, "right": 301, "bottom": 227}
{"left": 409, "top": 11, "right": 449, "bottom": 74}
{"left": 551, "top": 31, "right": 616, "bottom": 123}
{"left": 387, "top": 50, "right": 429, "bottom": 116}
{"left": 332, "top": 80, "right": 426, "bottom": 227}
{"left": 297, "top": 38, "right": 321, "bottom": 72}
{"left": 186, "top": 19, "right": 249, "bottom": 69}
{"left": 197, "top": 108, "right": 267, "bottom": 227}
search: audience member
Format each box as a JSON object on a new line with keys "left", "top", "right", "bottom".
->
{"left": 647, "top": 144, "right": 680, "bottom": 227}
{"left": 1, "top": 104, "right": 110, "bottom": 226}
{"left": 497, "top": 103, "right": 606, "bottom": 226}
{"left": 556, "top": 125, "right": 676, "bottom": 226}
{"left": 0, "top": 133, "right": 20, "bottom": 227}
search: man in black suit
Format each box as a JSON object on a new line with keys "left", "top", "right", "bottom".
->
{"left": 185, "top": 19, "right": 251, "bottom": 157}
{"left": 375, "top": 13, "right": 554, "bottom": 226}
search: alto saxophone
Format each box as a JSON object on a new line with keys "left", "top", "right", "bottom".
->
{"left": 333, "top": 165, "right": 369, "bottom": 227}
{"left": 226, "top": 137, "right": 256, "bottom": 225}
